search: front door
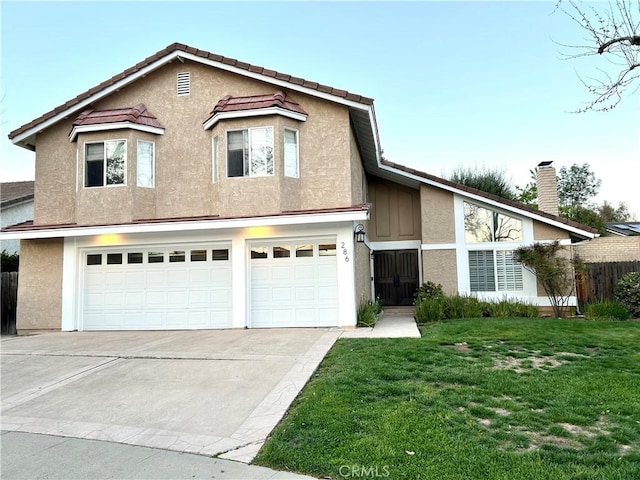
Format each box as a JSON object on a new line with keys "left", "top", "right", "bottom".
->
{"left": 373, "top": 250, "right": 419, "bottom": 306}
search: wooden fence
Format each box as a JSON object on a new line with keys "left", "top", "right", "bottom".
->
{"left": 576, "top": 261, "right": 640, "bottom": 309}
{"left": 1, "top": 272, "right": 18, "bottom": 334}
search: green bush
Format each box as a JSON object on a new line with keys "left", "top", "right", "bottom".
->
{"left": 584, "top": 301, "right": 630, "bottom": 321}
{"left": 414, "top": 281, "right": 444, "bottom": 302}
{"left": 614, "top": 272, "right": 640, "bottom": 318}
{"left": 1, "top": 250, "right": 19, "bottom": 272}
{"left": 415, "top": 291, "right": 539, "bottom": 324}
{"left": 357, "top": 297, "right": 383, "bottom": 327}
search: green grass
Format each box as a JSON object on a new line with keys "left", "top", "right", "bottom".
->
{"left": 254, "top": 318, "right": 640, "bottom": 479}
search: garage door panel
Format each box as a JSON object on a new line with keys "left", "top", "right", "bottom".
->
{"left": 272, "top": 287, "right": 293, "bottom": 302}
{"left": 294, "top": 286, "right": 316, "bottom": 302}
{"left": 250, "top": 239, "right": 338, "bottom": 328}
{"left": 125, "top": 291, "right": 145, "bottom": 306}
{"left": 82, "top": 245, "right": 232, "bottom": 331}
{"left": 318, "top": 286, "right": 337, "bottom": 301}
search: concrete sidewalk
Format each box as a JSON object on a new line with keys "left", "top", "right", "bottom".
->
{"left": 340, "top": 311, "right": 421, "bottom": 339}
{"left": 0, "top": 431, "right": 316, "bottom": 479}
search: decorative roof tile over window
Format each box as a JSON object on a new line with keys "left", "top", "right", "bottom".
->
{"left": 70, "top": 104, "right": 164, "bottom": 141}
{"left": 203, "top": 91, "right": 307, "bottom": 129}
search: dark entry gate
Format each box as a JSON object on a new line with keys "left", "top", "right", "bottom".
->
{"left": 373, "top": 250, "right": 419, "bottom": 306}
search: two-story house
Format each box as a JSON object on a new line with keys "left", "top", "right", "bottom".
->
{"left": 3, "top": 43, "right": 597, "bottom": 333}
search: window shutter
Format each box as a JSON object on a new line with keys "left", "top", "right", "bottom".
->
{"left": 496, "top": 250, "right": 523, "bottom": 291}
{"left": 468, "top": 250, "right": 496, "bottom": 292}
{"left": 177, "top": 72, "right": 190, "bottom": 96}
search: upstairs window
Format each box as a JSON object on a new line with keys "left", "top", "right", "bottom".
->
{"left": 137, "top": 140, "right": 154, "bottom": 187}
{"left": 227, "top": 127, "right": 273, "bottom": 177}
{"left": 464, "top": 202, "right": 522, "bottom": 243}
{"left": 85, "top": 140, "right": 126, "bottom": 187}
{"left": 284, "top": 129, "right": 299, "bottom": 178}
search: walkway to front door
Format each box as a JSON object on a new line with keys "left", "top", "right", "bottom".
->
{"left": 373, "top": 249, "right": 419, "bottom": 306}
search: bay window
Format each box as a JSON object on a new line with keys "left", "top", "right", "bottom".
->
{"left": 284, "top": 128, "right": 299, "bottom": 178}
{"left": 136, "top": 140, "right": 154, "bottom": 187}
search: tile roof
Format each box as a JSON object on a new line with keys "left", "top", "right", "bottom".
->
{"left": 8, "top": 43, "right": 373, "bottom": 142}
{"left": 1, "top": 181, "right": 35, "bottom": 208}
{"left": 214, "top": 91, "right": 306, "bottom": 115}
{"left": 73, "top": 104, "right": 163, "bottom": 129}
{"left": 380, "top": 159, "right": 599, "bottom": 235}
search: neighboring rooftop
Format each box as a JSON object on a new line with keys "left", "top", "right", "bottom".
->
{"left": 606, "top": 222, "right": 640, "bottom": 236}
{"left": 1, "top": 181, "right": 35, "bottom": 209}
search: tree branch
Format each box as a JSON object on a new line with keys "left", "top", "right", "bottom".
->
{"left": 598, "top": 35, "right": 640, "bottom": 54}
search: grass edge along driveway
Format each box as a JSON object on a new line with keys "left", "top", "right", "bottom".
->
{"left": 254, "top": 318, "right": 640, "bottom": 480}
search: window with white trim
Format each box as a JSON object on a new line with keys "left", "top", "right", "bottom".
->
{"left": 84, "top": 140, "right": 126, "bottom": 187}
{"left": 464, "top": 202, "right": 522, "bottom": 243}
{"left": 284, "top": 128, "right": 299, "bottom": 178}
{"left": 227, "top": 127, "right": 273, "bottom": 177}
{"left": 137, "top": 140, "right": 154, "bottom": 187}
{"left": 469, "top": 249, "right": 523, "bottom": 292}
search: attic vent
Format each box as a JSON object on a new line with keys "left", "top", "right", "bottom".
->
{"left": 177, "top": 72, "right": 190, "bottom": 96}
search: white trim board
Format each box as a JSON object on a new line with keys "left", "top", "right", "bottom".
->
{"left": 0, "top": 210, "right": 369, "bottom": 241}
{"left": 203, "top": 107, "right": 307, "bottom": 130}
{"left": 70, "top": 123, "right": 164, "bottom": 142}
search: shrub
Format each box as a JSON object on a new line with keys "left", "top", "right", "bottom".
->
{"left": 584, "top": 301, "right": 630, "bottom": 321}
{"left": 357, "top": 297, "right": 383, "bottom": 327}
{"left": 1, "top": 250, "right": 19, "bottom": 272}
{"left": 414, "top": 281, "right": 444, "bottom": 302}
{"left": 414, "top": 290, "right": 539, "bottom": 324}
{"left": 614, "top": 272, "right": 640, "bottom": 318}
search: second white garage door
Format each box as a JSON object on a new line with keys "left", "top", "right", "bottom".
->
{"left": 250, "top": 240, "right": 338, "bottom": 328}
{"left": 82, "top": 245, "right": 232, "bottom": 330}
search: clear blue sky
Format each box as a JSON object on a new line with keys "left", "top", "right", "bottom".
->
{"left": 1, "top": 1, "right": 638, "bottom": 217}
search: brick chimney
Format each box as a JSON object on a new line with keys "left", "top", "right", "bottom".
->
{"left": 536, "top": 161, "right": 559, "bottom": 216}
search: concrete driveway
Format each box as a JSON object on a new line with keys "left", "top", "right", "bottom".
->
{"left": 0, "top": 328, "right": 340, "bottom": 463}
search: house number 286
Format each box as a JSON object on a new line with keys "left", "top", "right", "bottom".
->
{"left": 340, "top": 242, "right": 349, "bottom": 262}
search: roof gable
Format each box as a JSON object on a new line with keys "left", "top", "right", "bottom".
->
{"left": 375, "top": 159, "right": 598, "bottom": 239}
{"left": 9, "top": 43, "right": 375, "bottom": 150}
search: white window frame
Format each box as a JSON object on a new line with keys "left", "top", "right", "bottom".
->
{"left": 136, "top": 140, "right": 155, "bottom": 188}
{"left": 283, "top": 128, "right": 299, "bottom": 178}
{"left": 83, "top": 139, "right": 127, "bottom": 188}
{"left": 468, "top": 248, "right": 523, "bottom": 293}
{"left": 226, "top": 126, "right": 274, "bottom": 178}
{"left": 212, "top": 135, "right": 219, "bottom": 183}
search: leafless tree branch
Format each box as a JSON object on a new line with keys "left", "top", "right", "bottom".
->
{"left": 557, "top": 0, "right": 640, "bottom": 112}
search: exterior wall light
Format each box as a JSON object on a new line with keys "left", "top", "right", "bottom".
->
{"left": 354, "top": 224, "right": 366, "bottom": 243}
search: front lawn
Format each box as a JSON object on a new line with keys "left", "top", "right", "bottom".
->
{"left": 254, "top": 318, "right": 640, "bottom": 479}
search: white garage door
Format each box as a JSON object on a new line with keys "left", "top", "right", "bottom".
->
{"left": 82, "top": 245, "right": 232, "bottom": 330}
{"left": 250, "top": 240, "right": 338, "bottom": 328}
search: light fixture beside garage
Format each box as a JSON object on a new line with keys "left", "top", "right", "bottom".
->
{"left": 354, "top": 224, "right": 366, "bottom": 243}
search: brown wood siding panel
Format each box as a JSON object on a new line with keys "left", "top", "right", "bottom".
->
{"left": 368, "top": 177, "right": 421, "bottom": 242}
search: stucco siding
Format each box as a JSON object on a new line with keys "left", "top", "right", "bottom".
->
{"left": 31, "top": 59, "right": 355, "bottom": 226}
{"left": 533, "top": 221, "right": 570, "bottom": 241}
{"left": 350, "top": 130, "right": 365, "bottom": 205}
{"left": 354, "top": 240, "right": 372, "bottom": 306}
{"left": 421, "top": 185, "right": 455, "bottom": 244}
{"left": 33, "top": 123, "right": 77, "bottom": 225}
{"left": 423, "top": 249, "right": 458, "bottom": 294}
{"left": 16, "top": 238, "right": 64, "bottom": 331}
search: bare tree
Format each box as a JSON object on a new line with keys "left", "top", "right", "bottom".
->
{"left": 557, "top": 0, "right": 640, "bottom": 112}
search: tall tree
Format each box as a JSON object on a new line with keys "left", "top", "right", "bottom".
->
{"left": 558, "top": 0, "right": 640, "bottom": 111}
{"left": 446, "top": 165, "right": 517, "bottom": 200}
{"left": 557, "top": 163, "right": 602, "bottom": 217}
